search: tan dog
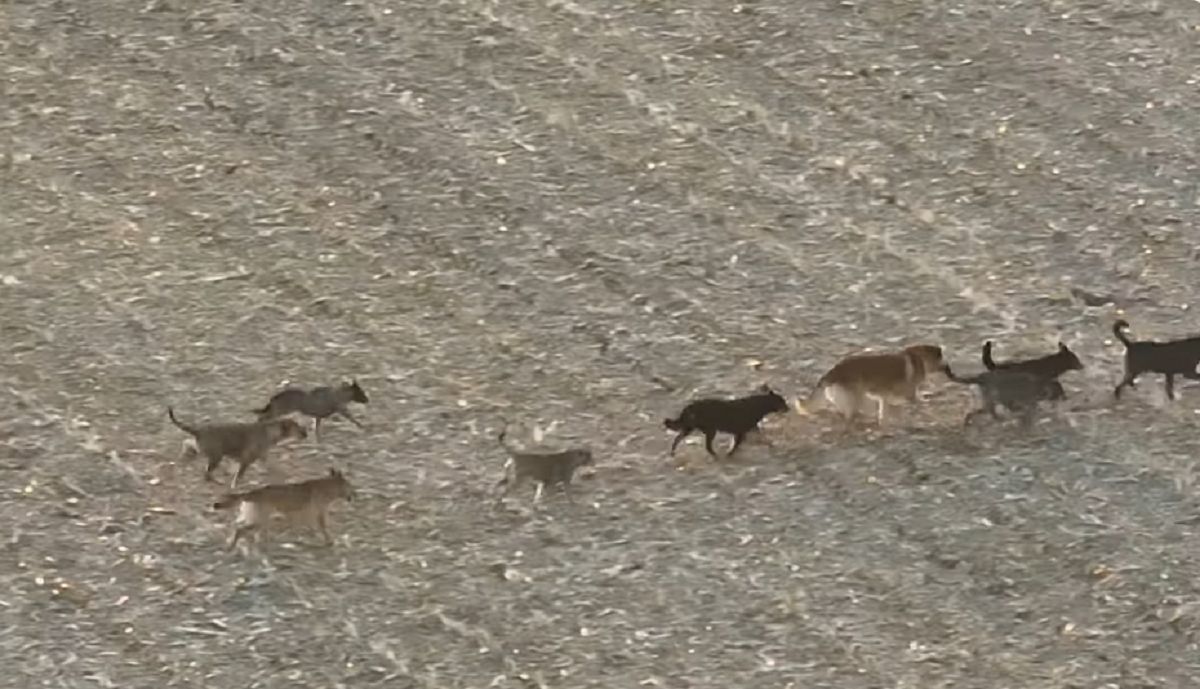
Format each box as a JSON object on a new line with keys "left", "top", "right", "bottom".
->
{"left": 213, "top": 468, "right": 355, "bottom": 551}
{"left": 797, "top": 344, "right": 947, "bottom": 425}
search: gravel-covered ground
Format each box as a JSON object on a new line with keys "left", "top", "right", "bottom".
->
{"left": 5, "top": 1, "right": 1200, "bottom": 687}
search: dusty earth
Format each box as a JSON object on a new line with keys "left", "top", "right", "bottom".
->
{"left": 5, "top": 0, "right": 1200, "bottom": 687}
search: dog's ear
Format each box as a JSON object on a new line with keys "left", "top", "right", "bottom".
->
{"left": 1058, "top": 341, "right": 1068, "bottom": 351}
{"left": 329, "top": 468, "right": 339, "bottom": 477}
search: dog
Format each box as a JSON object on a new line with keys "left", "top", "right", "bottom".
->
{"left": 982, "top": 340, "right": 1084, "bottom": 388}
{"left": 797, "top": 345, "right": 947, "bottom": 425}
{"left": 944, "top": 366, "right": 1064, "bottom": 428}
{"left": 1112, "top": 320, "right": 1200, "bottom": 400}
{"left": 664, "top": 384, "right": 790, "bottom": 458}
{"left": 213, "top": 468, "right": 355, "bottom": 551}
{"left": 167, "top": 407, "right": 307, "bottom": 488}
{"left": 495, "top": 429, "right": 594, "bottom": 504}
{"left": 252, "top": 379, "right": 369, "bottom": 442}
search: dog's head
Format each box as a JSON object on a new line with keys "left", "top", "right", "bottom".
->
{"left": 274, "top": 418, "right": 309, "bottom": 442}
{"left": 1056, "top": 342, "right": 1084, "bottom": 371}
{"left": 326, "top": 467, "right": 356, "bottom": 501}
{"left": 345, "top": 379, "right": 369, "bottom": 404}
{"left": 567, "top": 449, "right": 595, "bottom": 470}
{"left": 755, "top": 385, "right": 790, "bottom": 415}
{"left": 904, "top": 344, "right": 947, "bottom": 376}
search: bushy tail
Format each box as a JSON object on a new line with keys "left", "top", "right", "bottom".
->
{"left": 793, "top": 377, "right": 831, "bottom": 417}
{"left": 166, "top": 407, "right": 197, "bottom": 435}
{"left": 213, "top": 494, "right": 243, "bottom": 510}
{"left": 1112, "top": 319, "right": 1133, "bottom": 346}
{"left": 497, "top": 427, "right": 519, "bottom": 456}
{"left": 981, "top": 341, "right": 998, "bottom": 370}
{"left": 493, "top": 430, "right": 515, "bottom": 496}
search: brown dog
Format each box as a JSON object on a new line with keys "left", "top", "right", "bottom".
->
{"left": 798, "top": 344, "right": 947, "bottom": 425}
{"left": 213, "top": 468, "right": 355, "bottom": 551}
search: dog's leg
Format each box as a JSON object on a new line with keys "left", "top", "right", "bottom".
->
{"left": 493, "top": 475, "right": 512, "bottom": 507}
{"left": 228, "top": 524, "right": 254, "bottom": 552}
{"left": 822, "top": 386, "right": 860, "bottom": 434}
{"left": 256, "top": 520, "right": 272, "bottom": 549}
{"left": 988, "top": 400, "right": 1003, "bottom": 420}
{"left": 1018, "top": 404, "right": 1037, "bottom": 429}
{"left": 230, "top": 460, "right": 253, "bottom": 489}
{"left": 179, "top": 439, "right": 199, "bottom": 461}
{"left": 317, "top": 511, "right": 334, "bottom": 546}
{"left": 728, "top": 432, "right": 747, "bottom": 457}
{"left": 1165, "top": 373, "right": 1177, "bottom": 401}
{"left": 561, "top": 481, "right": 575, "bottom": 503}
{"left": 1114, "top": 369, "right": 1138, "bottom": 399}
{"left": 204, "top": 453, "right": 223, "bottom": 483}
{"left": 533, "top": 481, "right": 545, "bottom": 504}
{"left": 868, "top": 395, "right": 887, "bottom": 425}
{"left": 825, "top": 386, "right": 857, "bottom": 421}
{"left": 702, "top": 430, "right": 719, "bottom": 458}
{"left": 669, "top": 429, "right": 692, "bottom": 456}
{"left": 963, "top": 406, "right": 986, "bottom": 427}
{"left": 337, "top": 408, "right": 364, "bottom": 428}
{"left": 313, "top": 417, "right": 322, "bottom": 443}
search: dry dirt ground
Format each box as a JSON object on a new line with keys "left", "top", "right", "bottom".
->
{"left": 4, "top": 0, "right": 1200, "bottom": 687}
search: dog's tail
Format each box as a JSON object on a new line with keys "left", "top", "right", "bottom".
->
{"left": 212, "top": 493, "right": 244, "bottom": 510}
{"left": 492, "top": 456, "right": 515, "bottom": 499}
{"left": 981, "top": 341, "right": 998, "bottom": 370}
{"left": 497, "top": 427, "right": 519, "bottom": 455}
{"left": 166, "top": 407, "right": 198, "bottom": 435}
{"left": 793, "top": 376, "right": 833, "bottom": 417}
{"left": 941, "top": 365, "right": 982, "bottom": 387}
{"left": 1112, "top": 319, "right": 1133, "bottom": 346}
{"left": 664, "top": 401, "right": 703, "bottom": 429}
{"left": 250, "top": 394, "right": 282, "bottom": 418}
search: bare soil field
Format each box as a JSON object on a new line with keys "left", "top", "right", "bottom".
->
{"left": 5, "top": 0, "right": 1200, "bottom": 687}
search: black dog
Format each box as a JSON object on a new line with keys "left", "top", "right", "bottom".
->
{"left": 1112, "top": 320, "right": 1200, "bottom": 401}
{"left": 664, "top": 385, "right": 790, "bottom": 458}
{"left": 982, "top": 340, "right": 1084, "bottom": 388}
{"left": 253, "top": 379, "right": 369, "bottom": 442}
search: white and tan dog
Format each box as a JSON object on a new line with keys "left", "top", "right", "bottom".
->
{"left": 797, "top": 344, "right": 948, "bottom": 425}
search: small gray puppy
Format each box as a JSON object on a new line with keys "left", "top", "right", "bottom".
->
{"left": 943, "top": 366, "right": 1065, "bottom": 428}
{"left": 494, "top": 429, "right": 594, "bottom": 504}
{"left": 168, "top": 407, "right": 308, "bottom": 487}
